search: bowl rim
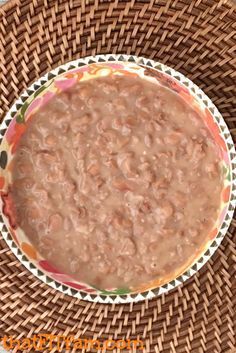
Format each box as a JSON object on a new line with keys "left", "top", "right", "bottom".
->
{"left": 0, "top": 53, "right": 235, "bottom": 304}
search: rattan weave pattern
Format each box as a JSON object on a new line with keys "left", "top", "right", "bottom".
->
{"left": 0, "top": 0, "right": 235, "bottom": 352}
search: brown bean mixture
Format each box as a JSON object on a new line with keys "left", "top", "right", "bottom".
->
{"left": 11, "top": 75, "right": 223, "bottom": 289}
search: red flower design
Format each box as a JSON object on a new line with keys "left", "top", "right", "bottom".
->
{"left": 10, "top": 123, "right": 27, "bottom": 154}
{"left": 39, "top": 260, "right": 63, "bottom": 274}
{"left": 209, "top": 228, "right": 218, "bottom": 240}
{"left": 63, "top": 282, "right": 95, "bottom": 292}
{"left": 204, "top": 108, "right": 227, "bottom": 152}
{"left": 1, "top": 190, "right": 17, "bottom": 229}
{"left": 0, "top": 177, "right": 5, "bottom": 189}
{"left": 222, "top": 185, "right": 231, "bottom": 203}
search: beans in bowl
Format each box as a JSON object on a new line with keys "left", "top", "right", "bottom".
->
{"left": 11, "top": 75, "right": 223, "bottom": 289}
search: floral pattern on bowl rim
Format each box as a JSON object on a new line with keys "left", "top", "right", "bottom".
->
{"left": 0, "top": 54, "right": 235, "bottom": 304}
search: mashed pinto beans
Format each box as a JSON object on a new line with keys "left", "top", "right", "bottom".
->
{"left": 11, "top": 75, "right": 223, "bottom": 289}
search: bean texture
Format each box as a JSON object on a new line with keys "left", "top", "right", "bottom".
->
{"left": 11, "top": 75, "right": 223, "bottom": 289}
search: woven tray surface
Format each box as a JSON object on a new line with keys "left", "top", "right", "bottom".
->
{"left": 0, "top": 0, "right": 236, "bottom": 352}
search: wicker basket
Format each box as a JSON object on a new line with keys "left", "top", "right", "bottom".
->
{"left": 0, "top": 1, "right": 235, "bottom": 352}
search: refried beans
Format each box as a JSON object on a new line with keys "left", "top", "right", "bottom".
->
{"left": 11, "top": 75, "right": 223, "bottom": 289}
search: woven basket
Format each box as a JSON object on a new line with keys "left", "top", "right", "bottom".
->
{"left": 0, "top": 0, "right": 235, "bottom": 352}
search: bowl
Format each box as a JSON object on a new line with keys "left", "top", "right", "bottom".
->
{"left": 0, "top": 54, "right": 235, "bottom": 303}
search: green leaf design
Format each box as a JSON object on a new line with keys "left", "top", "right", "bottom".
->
{"left": 222, "top": 164, "right": 231, "bottom": 182}
{"left": 100, "top": 288, "right": 130, "bottom": 295}
{"left": 113, "top": 288, "right": 130, "bottom": 295}
{"left": 34, "top": 85, "right": 47, "bottom": 98}
{"left": 15, "top": 101, "right": 30, "bottom": 124}
{"left": 16, "top": 113, "right": 25, "bottom": 124}
{"left": 15, "top": 81, "right": 53, "bottom": 124}
{"left": 20, "top": 102, "right": 30, "bottom": 116}
{"left": 33, "top": 80, "right": 54, "bottom": 98}
{"left": 222, "top": 165, "right": 228, "bottom": 176}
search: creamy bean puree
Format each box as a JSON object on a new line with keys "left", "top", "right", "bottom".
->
{"left": 11, "top": 75, "right": 223, "bottom": 289}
